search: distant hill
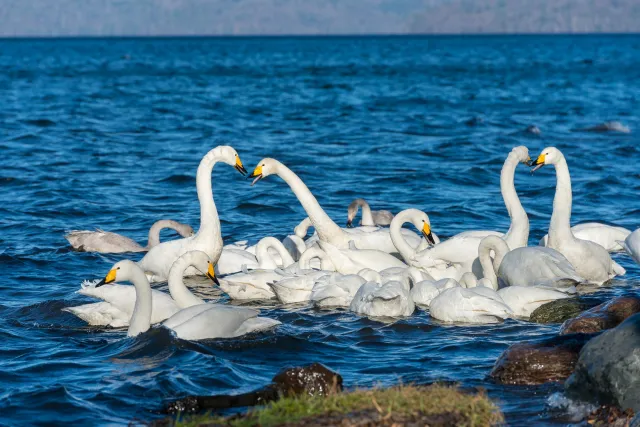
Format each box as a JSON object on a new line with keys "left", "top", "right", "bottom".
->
{"left": 1, "top": 0, "right": 639, "bottom": 37}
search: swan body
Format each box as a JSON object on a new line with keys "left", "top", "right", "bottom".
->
{"left": 267, "top": 270, "right": 329, "bottom": 304}
{"left": 620, "top": 228, "right": 640, "bottom": 264}
{"left": 429, "top": 286, "right": 512, "bottom": 324}
{"left": 478, "top": 235, "right": 583, "bottom": 290}
{"left": 497, "top": 286, "right": 571, "bottom": 318}
{"left": 95, "top": 260, "right": 279, "bottom": 339}
{"left": 530, "top": 147, "right": 623, "bottom": 284}
{"left": 310, "top": 272, "right": 367, "bottom": 308}
{"left": 138, "top": 146, "right": 247, "bottom": 282}
{"left": 65, "top": 220, "right": 194, "bottom": 253}
{"left": 540, "top": 222, "right": 631, "bottom": 252}
{"left": 347, "top": 198, "right": 394, "bottom": 227}
{"left": 349, "top": 269, "right": 415, "bottom": 318}
{"left": 317, "top": 240, "right": 407, "bottom": 274}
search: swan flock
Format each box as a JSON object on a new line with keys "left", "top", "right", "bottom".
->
{"left": 65, "top": 144, "right": 637, "bottom": 339}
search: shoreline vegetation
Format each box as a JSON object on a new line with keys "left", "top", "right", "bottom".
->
{"left": 158, "top": 385, "right": 503, "bottom": 427}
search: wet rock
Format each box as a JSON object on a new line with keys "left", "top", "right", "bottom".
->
{"left": 164, "top": 363, "right": 342, "bottom": 414}
{"left": 565, "top": 313, "right": 640, "bottom": 412}
{"left": 587, "top": 405, "right": 635, "bottom": 427}
{"left": 529, "top": 298, "right": 592, "bottom": 324}
{"left": 489, "top": 334, "right": 594, "bottom": 385}
{"left": 560, "top": 296, "right": 640, "bottom": 335}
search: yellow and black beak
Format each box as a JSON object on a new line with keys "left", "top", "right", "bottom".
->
{"left": 206, "top": 262, "right": 220, "bottom": 286}
{"left": 529, "top": 154, "right": 546, "bottom": 173}
{"left": 422, "top": 223, "right": 436, "bottom": 245}
{"left": 234, "top": 156, "right": 247, "bottom": 176}
{"left": 96, "top": 269, "right": 117, "bottom": 287}
{"left": 248, "top": 164, "right": 264, "bottom": 186}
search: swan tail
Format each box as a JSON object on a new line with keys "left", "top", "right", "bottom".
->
{"left": 612, "top": 261, "right": 626, "bottom": 276}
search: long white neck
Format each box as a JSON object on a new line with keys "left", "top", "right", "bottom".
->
{"left": 501, "top": 153, "right": 529, "bottom": 249}
{"left": 548, "top": 156, "right": 575, "bottom": 246}
{"left": 390, "top": 210, "right": 418, "bottom": 263}
{"left": 478, "top": 236, "right": 509, "bottom": 289}
{"left": 146, "top": 220, "right": 184, "bottom": 248}
{"left": 167, "top": 252, "right": 206, "bottom": 309}
{"left": 357, "top": 199, "right": 375, "bottom": 226}
{"left": 274, "top": 161, "right": 347, "bottom": 246}
{"left": 195, "top": 148, "right": 224, "bottom": 254}
{"left": 299, "top": 245, "right": 334, "bottom": 270}
{"left": 294, "top": 217, "right": 312, "bottom": 238}
{"left": 256, "top": 237, "right": 295, "bottom": 269}
{"left": 127, "top": 264, "right": 153, "bottom": 337}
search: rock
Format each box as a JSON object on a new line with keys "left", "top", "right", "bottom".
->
{"left": 529, "top": 298, "right": 592, "bottom": 324}
{"left": 560, "top": 296, "right": 640, "bottom": 335}
{"left": 587, "top": 405, "right": 635, "bottom": 427}
{"left": 164, "top": 363, "right": 342, "bottom": 414}
{"left": 565, "top": 313, "right": 640, "bottom": 412}
{"left": 489, "top": 334, "right": 594, "bottom": 385}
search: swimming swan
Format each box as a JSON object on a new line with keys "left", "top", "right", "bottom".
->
{"left": 530, "top": 147, "right": 625, "bottom": 284}
{"left": 138, "top": 146, "right": 247, "bottom": 282}
{"left": 248, "top": 158, "right": 422, "bottom": 254}
{"left": 429, "top": 285, "right": 512, "bottom": 324}
{"left": 65, "top": 220, "right": 194, "bottom": 253}
{"left": 540, "top": 222, "right": 631, "bottom": 252}
{"left": 349, "top": 269, "right": 415, "bottom": 318}
{"left": 310, "top": 272, "right": 367, "bottom": 308}
{"left": 346, "top": 198, "right": 394, "bottom": 227}
{"left": 95, "top": 260, "right": 279, "bottom": 339}
{"left": 478, "top": 235, "right": 583, "bottom": 289}
{"left": 619, "top": 228, "right": 640, "bottom": 264}
{"left": 317, "top": 240, "right": 407, "bottom": 274}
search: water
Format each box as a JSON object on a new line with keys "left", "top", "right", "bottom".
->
{"left": 1, "top": 35, "right": 639, "bottom": 426}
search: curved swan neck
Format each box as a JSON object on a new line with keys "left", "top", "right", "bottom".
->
{"left": 390, "top": 210, "right": 418, "bottom": 261}
{"left": 274, "top": 162, "right": 345, "bottom": 245}
{"left": 256, "top": 237, "right": 295, "bottom": 268}
{"left": 299, "top": 245, "right": 329, "bottom": 270}
{"left": 127, "top": 264, "right": 153, "bottom": 337}
{"left": 549, "top": 156, "right": 574, "bottom": 246}
{"left": 478, "top": 236, "right": 509, "bottom": 288}
{"left": 196, "top": 149, "right": 222, "bottom": 236}
{"left": 147, "top": 220, "right": 183, "bottom": 248}
{"left": 354, "top": 199, "right": 375, "bottom": 226}
{"left": 294, "top": 217, "right": 312, "bottom": 238}
{"left": 501, "top": 152, "right": 529, "bottom": 248}
{"left": 167, "top": 252, "right": 206, "bottom": 308}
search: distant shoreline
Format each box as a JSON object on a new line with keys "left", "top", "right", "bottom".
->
{"left": 1, "top": 32, "right": 639, "bottom": 41}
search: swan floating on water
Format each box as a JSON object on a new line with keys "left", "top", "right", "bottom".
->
{"left": 346, "top": 198, "right": 394, "bottom": 227}
{"left": 349, "top": 269, "right": 415, "bottom": 318}
{"left": 530, "top": 147, "right": 625, "bottom": 284}
{"left": 65, "top": 220, "right": 194, "bottom": 253}
{"left": 619, "top": 228, "right": 640, "bottom": 265}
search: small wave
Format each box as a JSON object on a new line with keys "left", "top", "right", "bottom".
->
{"left": 577, "top": 121, "right": 631, "bottom": 134}
{"left": 23, "top": 118, "right": 56, "bottom": 128}
{"left": 158, "top": 174, "right": 195, "bottom": 184}
{"left": 546, "top": 392, "right": 597, "bottom": 423}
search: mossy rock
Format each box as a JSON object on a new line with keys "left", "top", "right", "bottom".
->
{"left": 529, "top": 298, "right": 591, "bottom": 324}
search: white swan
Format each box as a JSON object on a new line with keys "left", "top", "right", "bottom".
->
{"left": 540, "top": 222, "right": 631, "bottom": 252}
{"left": 65, "top": 220, "right": 194, "bottom": 253}
{"left": 138, "top": 146, "right": 247, "bottom": 282}
{"left": 497, "top": 286, "right": 571, "bottom": 318}
{"left": 530, "top": 147, "right": 625, "bottom": 284}
{"left": 248, "top": 158, "right": 423, "bottom": 254}
{"left": 310, "top": 272, "right": 367, "bottom": 308}
{"left": 63, "top": 250, "right": 216, "bottom": 327}
{"left": 316, "top": 240, "right": 407, "bottom": 274}
{"left": 620, "top": 228, "right": 640, "bottom": 264}
{"left": 95, "top": 260, "right": 279, "bottom": 339}
{"left": 217, "top": 237, "right": 297, "bottom": 300}
{"left": 349, "top": 269, "right": 415, "bottom": 318}
{"left": 429, "top": 285, "right": 512, "bottom": 324}
{"left": 406, "top": 268, "right": 479, "bottom": 308}
{"left": 478, "top": 235, "right": 583, "bottom": 289}
{"left": 282, "top": 218, "right": 312, "bottom": 261}
{"left": 346, "top": 198, "right": 394, "bottom": 227}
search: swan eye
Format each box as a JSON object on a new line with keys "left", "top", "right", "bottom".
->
{"left": 116, "top": 267, "right": 120, "bottom": 270}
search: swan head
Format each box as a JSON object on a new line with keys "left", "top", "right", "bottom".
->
{"left": 403, "top": 209, "right": 435, "bottom": 245}
{"left": 96, "top": 260, "right": 138, "bottom": 287}
{"left": 217, "top": 146, "right": 247, "bottom": 176}
{"left": 177, "top": 223, "right": 196, "bottom": 238}
{"left": 249, "top": 158, "right": 279, "bottom": 186}
{"left": 510, "top": 146, "right": 530, "bottom": 164}
{"left": 530, "top": 147, "right": 562, "bottom": 172}
{"left": 346, "top": 199, "right": 366, "bottom": 228}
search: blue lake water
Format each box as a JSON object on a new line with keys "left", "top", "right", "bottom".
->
{"left": 1, "top": 35, "right": 639, "bottom": 425}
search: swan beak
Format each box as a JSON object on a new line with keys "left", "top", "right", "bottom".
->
{"left": 96, "top": 269, "right": 117, "bottom": 287}
{"left": 422, "top": 223, "right": 436, "bottom": 245}
{"left": 206, "top": 263, "right": 220, "bottom": 286}
{"left": 234, "top": 157, "right": 247, "bottom": 176}
{"left": 248, "top": 165, "right": 264, "bottom": 186}
{"left": 530, "top": 154, "right": 546, "bottom": 173}
{"left": 346, "top": 219, "right": 353, "bottom": 228}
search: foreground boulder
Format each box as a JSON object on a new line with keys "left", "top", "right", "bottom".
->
{"left": 565, "top": 313, "right": 640, "bottom": 412}
{"left": 164, "top": 363, "right": 342, "bottom": 414}
{"left": 560, "top": 296, "right": 640, "bottom": 335}
{"left": 529, "top": 298, "right": 593, "bottom": 324}
{"left": 489, "top": 334, "right": 594, "bottom": 385}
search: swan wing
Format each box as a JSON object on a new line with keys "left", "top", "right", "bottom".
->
{"left": 63, "top": 302, "right": 129, "bottom": 327}
{"left": 170, "top": 305, "right": 266, "bottom": 340}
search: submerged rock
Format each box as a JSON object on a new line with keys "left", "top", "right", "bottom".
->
{"left": 489, "top": 334, "right": 594, "bottom": 385}
{"left": 164, "top": 363, "right": 342, "bottom": 414}
{"left": 529, "top": 298, "right": 592, "bottom": 324}
{"left": 560, "top": 296, "right": 640, "bottom": 335}
{"left": 565, "top": 313, "right": 640, "bottom": 412}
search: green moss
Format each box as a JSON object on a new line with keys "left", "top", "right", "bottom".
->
{"left": 529, "top": 298, "right": 590, "bottom": 324}
{"left": 170, "top": 385, "right": 503, "bottom": 427}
